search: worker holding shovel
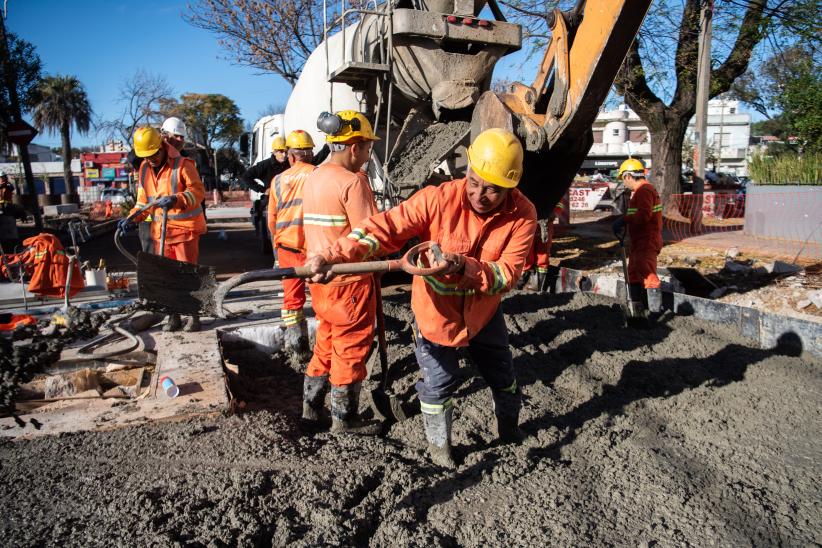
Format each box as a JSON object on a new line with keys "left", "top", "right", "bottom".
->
{"left": 300, "top": 111, "right": 381, "bottom": 436}
{"left": 611, "top": 158, "right": 663, "bottom": 322}
{"left": 305, "top": 128, "right": 537, "bottom": 467}
{"left": 121, "top": 126, "right": 206, "bottom": 332}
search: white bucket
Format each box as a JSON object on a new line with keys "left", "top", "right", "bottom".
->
{"left": 84, "top": 268, "right": 107, "bottom": 288}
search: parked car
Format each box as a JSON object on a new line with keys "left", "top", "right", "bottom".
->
{"left": 100, "top": 188, "right": 133, "bottom": 205}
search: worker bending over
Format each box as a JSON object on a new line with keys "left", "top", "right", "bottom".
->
{"left": 612, "top": 158, "right": 663, "bottom": 321}
{"left": 268, "top": 130, "right": 316, "bottom": 355}
{"left": 123, "top": 126, "right": 206, "bottom": 332}
{"left": 300, "top": 111, "right": 380, "bottom": 435}
{"left": 307, "top": 128, "right": 537, "bottom": 466}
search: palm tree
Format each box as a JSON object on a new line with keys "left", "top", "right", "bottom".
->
{"left": 31, "top": 75, "right": 92, "bottom": 197}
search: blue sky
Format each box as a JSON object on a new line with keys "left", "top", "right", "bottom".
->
{"left": 6, "top": 0, "right": 293, "bottom": 148}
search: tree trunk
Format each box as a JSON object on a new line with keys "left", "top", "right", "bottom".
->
{"left": 61, "top": 121, "right": 74, "bottom": 195}
{"left": 647, "top": 116, "right": 689, "bottom": 211}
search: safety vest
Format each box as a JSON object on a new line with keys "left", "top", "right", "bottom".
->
{"left": 134, "top": 151, "right": 206, "bottom": 238}
{"left": 625, "top": 181, "right": 663, "bottom": 251}
{"left": 268, "top": 161, "right": 315, "bottom": 251}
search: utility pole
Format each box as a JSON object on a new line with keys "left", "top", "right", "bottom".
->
{"left": 0, "top": 10, "right": 43, "bottom": 229}
{"left": 692, "top": 0, "right": 713, "bottom": 233}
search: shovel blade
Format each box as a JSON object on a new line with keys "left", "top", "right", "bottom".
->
{"left": 137, "top": 252, "right": 218, "bottom": 315}
{"left": 370, "top": 388, "right": 410, "bottom": 422}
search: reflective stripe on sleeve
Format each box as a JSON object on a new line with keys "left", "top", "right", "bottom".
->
{"left": 303, "top": 214, "right": 348, "bottom": 227}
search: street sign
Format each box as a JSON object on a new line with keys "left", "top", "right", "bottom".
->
{"left": 6, "top": 120, "right": 38, "bottom": 146}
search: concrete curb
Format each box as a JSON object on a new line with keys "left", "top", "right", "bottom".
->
{"left": 553, "top": 266, "right": 822, "bottom": 359}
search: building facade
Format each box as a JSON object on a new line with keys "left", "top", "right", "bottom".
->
{"left": 583, "top": 99, "right": 751, "bottom": 176}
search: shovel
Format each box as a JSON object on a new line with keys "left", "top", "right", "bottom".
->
{"left": 369, "top": 275, "right": 408, "bottom": 422}
{"left": 114, "top": 199, "right": 218, "bottom": 314}
{"left": 210, "top": 241, "right": 448, "bottom": 318}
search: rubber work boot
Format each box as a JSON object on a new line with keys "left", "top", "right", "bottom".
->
{"left": 493, "top": 387, "right": 525, "bottom": 444}
{"left": 525, "top": 270, "right": 543, "bottom": 292}
{"left": 302, "top": 374, "right": 330, "bottom": 424}
{"left": 422, "top": 406, "right": 455, "bottom": 468}
{"left": 330, "top": 383, "right": 381, "bottom": 436}
{"left": 162, "top": 313, "right": 182, "bottom": 332}
{"left": 626, "top": 283, "right": 650, "bottom": 328}
{"left": 646, "top": 287, "right": 663, "bottom": 321}
{"left": 283, "top": 321, "right": 310, "bottom": 356}
{"left": 183, "top": 315, "right": 201, "bottom": 333}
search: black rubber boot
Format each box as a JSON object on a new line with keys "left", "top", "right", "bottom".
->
{"left": 330, "top": 383, "right": 381, "bottom": 436}
{"left": 626, "top": 283, "right": 650, "bottom": 328}
{"left": 646, "top": 287, "right": 663, "bottom": 321}
{"left": 163, "top": 314, "right": 182, "bottom": 332}
{"left": 493, "top": 387, "right": 525, "bottom": 444}
{"left": 283, "top": 321, "right": 310, "bottom": 356}
{"left": 302, "top": 374, "right": 330, "bottom": 424}
{"left": 422, "top": 406, "right": 455, "bottom": 468}
{"left": 183, "top": 315, "right": 201, "bottom": 332}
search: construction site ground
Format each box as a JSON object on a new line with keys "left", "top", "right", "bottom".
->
{"left": 1, "top": 216, "right": 820, "bottom": 545}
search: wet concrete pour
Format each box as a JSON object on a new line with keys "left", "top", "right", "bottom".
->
{"left": 0, "top": 291, "right": 819, "bottom": 546}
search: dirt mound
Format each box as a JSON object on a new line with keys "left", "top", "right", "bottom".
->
{"left": 1, "top": 292, "right": 820, "bottom": 546}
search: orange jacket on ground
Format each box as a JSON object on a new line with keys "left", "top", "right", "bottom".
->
{"left": 321, "top": 178, "right": 537, "bottom": 347}
{"left": 267, "top": 160, "right": 314, "bottom": 251}
{"left": 23, "top": 233, "right": 84, "bottom": 298}
{"left": 302, "top": 163, "right": 378, "bottom": 286}
{"left": 625, "top": 181, "right": 662, "bottom": 252}
{"left": 130, "top": 143, "right": 206, "bottom": 243}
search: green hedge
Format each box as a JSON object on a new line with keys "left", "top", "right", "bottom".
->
{"left": 749, "top": 152, "right": 821, "bottom": 186}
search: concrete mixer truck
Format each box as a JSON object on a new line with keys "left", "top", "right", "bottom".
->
{"left": 252, "top": 0, "right": 651, "bottom": 222}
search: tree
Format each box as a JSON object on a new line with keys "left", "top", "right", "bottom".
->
{"left": 0, "top": 32, "right": 42, "bottom": 152}
{"left": 612, "top": 1, "right": 774, "bottom": 206}
{"left": 185, "top": 0, "right": 335, "bottom": 85}
{"left": 780, "top": 61, "right": 822, "bottom": 151}
{"left": 161, "top": 93, "right": 244, "bottom": 154}
{"left": 31, "top": 75, "right": 92, "bottom": 195}
{"left": 97, "top": 70, "right": 173, "bottom": 144}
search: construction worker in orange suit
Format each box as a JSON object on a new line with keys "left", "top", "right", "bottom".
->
{"left": 300, "top": 110, "right": 380, "bottom": 436}
{"left": 306, "top": 128, "right": 537, "bottom": 467}
{"left": 612, "top": 158, "right": 663, "bottom": 321}
{"left": 123, "top": 126, "right": 206, "bottom": 332}
{"left": 521, "top": 199, "right": 565, "bottom": 291}
{"left": 0, "top": 171, "right": 14, "bottom": 209}
{"left": 268, "top": 129, "right": 317, "bottom": 355}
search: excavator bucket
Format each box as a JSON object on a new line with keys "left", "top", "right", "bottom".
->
{"left": 471, "top": 0, "right": 652, "bottom": 217}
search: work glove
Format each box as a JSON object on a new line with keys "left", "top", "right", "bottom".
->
{"left": 304, "top": 254, "right": 336, "bottom": 284}
{"left": 117, "top": 218, "right": 136, "bottom": 233}
{"left": 155, "top": 195, "right": 178, "bottom": 209}
{"left": 612, "top": 217, "right": 626, "bottom": 242}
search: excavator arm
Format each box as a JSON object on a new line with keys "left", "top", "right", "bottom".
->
{"left": 472, "top": 0, "right": 652, "bottom": 217}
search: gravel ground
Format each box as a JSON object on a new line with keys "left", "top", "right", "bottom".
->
{"left": 1, "top": 291, "right": 820, "bottom": 546}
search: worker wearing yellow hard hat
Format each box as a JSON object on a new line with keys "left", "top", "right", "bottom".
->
{"left": 304, "top": 127, "right": 537, "bottom": 466}
{"left": 268, "top": 129, "right": 318, "bottom": 356}
{"left": 612, "top": 157, "right": 663, "bottom": 323}
{"left": 125, "top": 126, "right": 207, "bottom": 332}
{"left": 297, "top": 110, "right": 381, "bottom": 437}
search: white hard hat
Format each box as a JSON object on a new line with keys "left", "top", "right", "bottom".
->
{"left": 161, "top": 117, "right": 187, "bottom": 139}
{"left": 0, "top": 170, "right": 6, "bottom": 177}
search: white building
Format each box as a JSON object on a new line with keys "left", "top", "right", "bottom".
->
{"left": 0, "top": 142, "right": 61, "bottom": 163}
{"left": 583, "top": 99, "right": 751, "bottom": 176}
{"left": 686, "top": 98, "right": 751, "bottom": 175}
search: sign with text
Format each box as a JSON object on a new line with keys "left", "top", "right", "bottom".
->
{"left": 569, "top": 185, "right": 608, "bottom": 211}
{"left": 85, "top": 168, "right": 99, "bottom": 179}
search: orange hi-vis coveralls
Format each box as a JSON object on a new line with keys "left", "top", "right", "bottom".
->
{"left": 0, "top": 180, "right": 14, "bottom": 206}
{"left": 130, "top": 143, "right": 206, "bottom": 264}
{"left": 625, "top": 180, "right": 663, "bottom": 289}
{"left": 524, "top": 200, "right": 565, "bottom": 274}
{"left": 302, "top": 163, "right": 379, "bottom": 386}
{"left": 268, "top": 160, "right": 315, "bottom": 327}
{"left": 320, "top": 178, "right": 536, "bottom": 410}
{"left": 23, "top": 233, "right": 84, "bottom": 298}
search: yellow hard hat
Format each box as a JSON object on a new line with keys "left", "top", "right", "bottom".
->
{"left": 271, "top": 135, "right": 287, "bottom": 152}
{"left": 618, "top": 158, "right": 645, "bottom": 179}
{"left": 466, "top": 128, "right": 523, "bottom": 188}
{"left": 133, "top": 127, "right": 162, "bottom": 158}
{"left": 286, "top": 129, "right": 315, "bottom": 150}
{"left": 318, "top": 110, "right": 379, "bottom": 144}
